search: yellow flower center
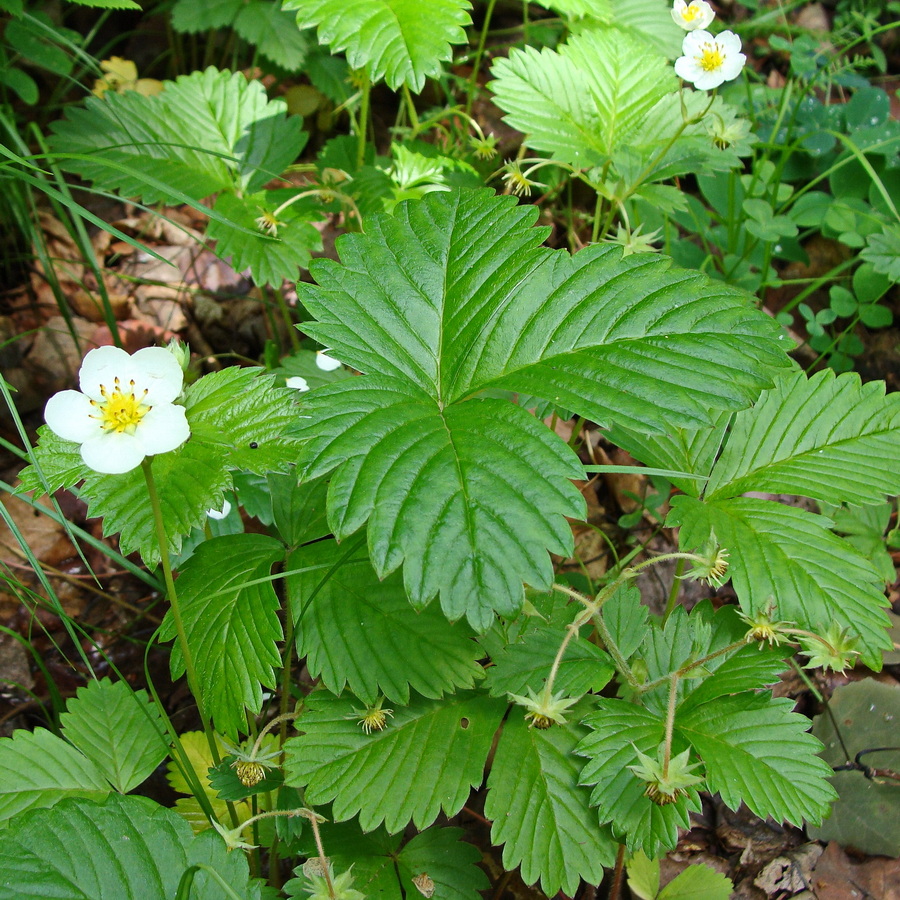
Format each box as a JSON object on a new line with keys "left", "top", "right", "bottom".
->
{"left": 92, "top": 378, "right": 150, "bottom": 434}
{"left": 698, "top": 43, "right": 725, "bottom": 71}
{"left": 683, "top": 4, "right": 700, "bottom": 20}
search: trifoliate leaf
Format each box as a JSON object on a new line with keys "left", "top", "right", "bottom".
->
{"left": 0, "top": 794, "right": 269, "bottom": 900}
{"left": 283, "top": 691, "right": 506, "bottom": 832}
{"left": 484, "top": 622, "right": 613, "bottom": 698}
{"left": 577, "top": 700, "right": 700, "bottom": 856}
{"left": 161, "top": 534, "right": 285, "bottom": 739}
{"left": 294, "top": 188, "right": 789, "bottom": 628}
{"left": 207, "top": 189, "right": 321, "bottom": 287}
{"left": 706, "top": 369, "right": 900, "bottom": 505}
{"left": 288, "top": 540, "right": 484, "bottom": 704}
{"left": 669, "top": 495, "right": 892, "bottom": 668}
{"left": 284, "top": 0, "right": 472, "bottom": 91}
{"left": 486, "top": 707, "right": 617, "bottom": 894}
{"left": 489, "top": 28, "right": 674, "bottom": 167}
{"left": 59, "top": 678, "right": 167, "bottom": 794}
{"left": 286, "top": 822, "right": 488, "bottom": 900}
{"left": 0, "top": 728, "right": 110, "bottom": 822}
{"left": 49, "top": 67, "right": 306, "bottom": 202}
{"left": 677, "top": 693, "right": 837, "bottom": 827}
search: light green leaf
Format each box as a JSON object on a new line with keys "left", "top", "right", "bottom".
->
{"left": 861, "top": 225, "right": 900, "bottom": 282}
{"left": 78, "top": 439, "right": 232, "bottom": 566}
{"left": 207, "top": 189, "right": 321, "bottom": 286}
{"left": 183, "top": 365, "right": 302, "bottom": 474}
{"left": 602, "top": 583, "right": 648, "bottom": 661}
{"left": 677, "top": 694, "right": 837, "bottom": 826}
{"left": 484, "top": 622, "right": 613, "bottom": 698}
{"left": 49, "top": 67, "right": 306, "bottom": 202}
{"left": 489, "top": 28, "right": 675, "bottom": 166}
{"left": 288, "top": 540, "right": 484, "bottom": 704}
{"left": 577, "top": 700, "right": 700, "bottom": 856}
{"left": 66, "top": 0, "right": 141, "bottom": 7}
{"left": 706, "top": 369, "right": 900, "bottom": 505}
{"left": 283, "top": 690, "right": 506, "bottom": 832}
{"left": 295, "top": 188, "right": 789, "bottom": 627}
{"left": 0, "top": 794, "right": 268, "bottom": 900}
{"left": 235, "top": 2, "right": 311, "bottom": 71}
{"left": 59, "top": 678, "right": 167, "bottom": 794}
{"left": 284, "top": 0, "right": 472, "bottom": 91}
{"left": 669, "top": 495, "right": 892, "bottom": 668}
{"left": 626, "top": 850, "right": 660, "bottom": 900}
{"left": 286, "top": 822, "right": 488, "bottom": 900}
{"left": 162, "top": 534, "right": 285, "bottom": 739}
{"left": 659, "top": 863, "right": 733, "bottom": 900}
{"left": 0, "top": 728, "right": 110, "bottom": 822}
{"left": 486, "top": 710, "right": 616, "bottom": 895}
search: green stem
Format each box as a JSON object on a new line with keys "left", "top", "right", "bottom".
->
{"left": 661, "top": 557, "right": 686, "bottom": 624}
{"left": 306, "top": 810, "right": 336, "bottom": 900}
{"left": 356, "top": 70, "right": 371, "bottom": 172}
{"left": 464, "top": 0, "right": 498, "bottom": 119}
{"left": 141, "top": 459, "right": 222, "bottom": 769}
{"left": 593, "top": 611, "right": 642, "bottom": 690}
{"left": 272, "top": 286, "right": 301, "bottom": 351}
{"left": 662, "top": 673, "right": 678, "bottom": 779}
{"left": 402, "top": 84, "right": 420, "bottom": 135}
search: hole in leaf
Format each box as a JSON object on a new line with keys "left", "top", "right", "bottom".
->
{"left": 459, "top": 717, "right": 469, "bottom": 730}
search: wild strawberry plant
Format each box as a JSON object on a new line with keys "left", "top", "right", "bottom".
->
{"left": 1, "top": 0, "right": 899, "bottom": 898}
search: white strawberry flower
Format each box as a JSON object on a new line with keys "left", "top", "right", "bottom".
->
{"left": 671, "top": 0, "right": 715, "bottom": 31}
{"left": 44, "top": 345, "right": 190, "bottom": 475}
{"left": 674, "top": 30, "right": 746, "bottom": 91}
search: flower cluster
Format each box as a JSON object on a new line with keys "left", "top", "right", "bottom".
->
{"left": 44, "top": 345, "right": 190, "bottom": 475}
{"left": 671, "top": 1, "right": 746, "bottom": 91}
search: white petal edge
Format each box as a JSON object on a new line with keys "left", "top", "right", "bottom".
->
{"left": 136, "top": 403, "right": 190, "bottom": 456}
{"left": 285, "top": 376, "right": 310, "bottom": 391}
{"left": 78, "top": 346, "right": 132, "bottom": 400}
{"left": 81, "top": 431, "right": 147, "bottom": 474}
{"left": 44, "top": 391, "right": 104, "bottom": 443}
{"left": 315, "top": 351, "right": 342, "bottom": 372}
{"left": 130, "top": 347, "right": 185, "bottom": 405}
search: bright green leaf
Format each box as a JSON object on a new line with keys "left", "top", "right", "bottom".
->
{"left": 207, "top": 189, "right": 320, "bottom": 287}
{"left": 490, "top": 28, "right": 674, "bottom": 166}
{"left": 295, "top": 188, "right": 789, "bottom": 627}
{"left": 0, "top": 794, "right": 268, "bottom": 899}
{"left": 678, "top": 694, "right": 837, "bottom": 826}
{"left": 577, "top": 700, "right": 698, "bottom": 857}
{"left": 235, "top": 2, "right": 311, "bottom": 71}
{"left": 486, "top": 709, "right": 617, "bottom": 894}
{"left": 670, "top": 495, "right": 892, "bottom": 668}
{"left": 284, "top": 0, "right": 472, "bottom": 91}
{"left": 0, "top": 729, "right": 110, "bottom": 822}
{"left": 283, "top": 690, "right": 505, "bottom": 832}
{"left": 59, "top": 678, "right": 167, "bottom": 794}
{"left": 288, "top": 540, "right": 485, "bottom": 704}
{"left": 706, "top": 369, "right": 900, "bottom": 506}
{"left": 162, "top": 534, "right": 285, "bottom": 739}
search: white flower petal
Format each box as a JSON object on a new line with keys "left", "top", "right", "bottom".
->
{"left": 129, "top": 346, "right": 185, "bottom": 404}
{"left": 44, "top": 390, "right": 104, "bottom": 443}
{"left": 207, "top": 500, "right": 232, "bottom": 520}
{"left": 315, "top": 351, "right": 342, "bottom": 372}
{"left": 81, "top": 431, "right": 147, "bottom": 474}
{"left": 672, "top": 0, "right": 715, "bottom": 31}
{"left": 79, "top": 345, "right": 132, "bottom": 400}
{"left": 285, "top": 376, "right": 310, "bottom": 391}
{"left": 136, "top": 403, "right": 190, "bottom": 456}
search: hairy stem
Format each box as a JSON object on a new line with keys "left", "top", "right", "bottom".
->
{"left": 662, "top": 673, "right": 679, "bottom": 779}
